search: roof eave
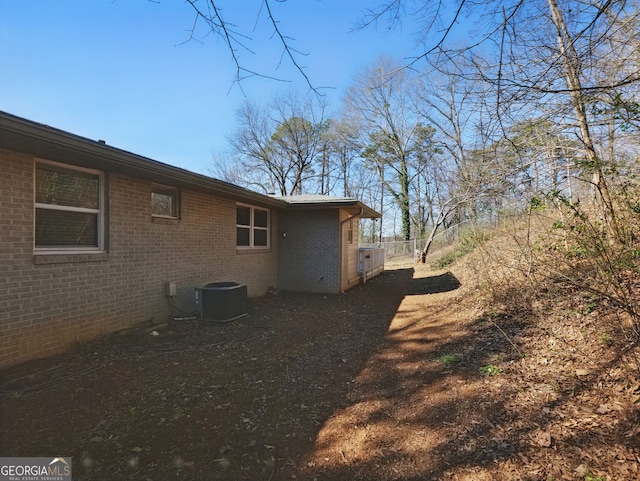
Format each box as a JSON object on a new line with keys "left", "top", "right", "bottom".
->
{"left": 0, "top": 111, "right": 287, "bottom": 209}
{"left": 282, "top": 200, "right": 381, "bottom": 219}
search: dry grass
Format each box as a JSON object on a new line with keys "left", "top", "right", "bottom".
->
{"left": 1, "top": 215, "right": 639, "bottom": 480}
{"left": 438, "top": 212, "right": 640, "bottom": 480}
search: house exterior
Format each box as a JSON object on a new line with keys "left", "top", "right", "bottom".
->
{"left": 0, "top": 111, "right": 381, "bottom": 368}
{"left": 276, "top": 195, "right": 377, "bottom": 294}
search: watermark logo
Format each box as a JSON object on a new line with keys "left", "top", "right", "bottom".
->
{"left": 0, "top": 457, "right": 71, "bottom": 481}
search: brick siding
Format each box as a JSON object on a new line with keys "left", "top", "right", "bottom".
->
{"left": 277, "top": 209, "right": 341, "bottom": 294}
{"left": 0, "top": 149, "right": 278, "bottom": 368}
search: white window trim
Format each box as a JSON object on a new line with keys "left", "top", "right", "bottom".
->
{"left": 34, "top": 159, "right": 106, "bottom": 255}
{"left": 151, "top": 183, "right": 180, "bottom": 219}
{"left": 236, "top": 203, "right": 270, "bottom": 250}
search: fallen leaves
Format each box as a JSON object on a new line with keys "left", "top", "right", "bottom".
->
{"left": 1, "top": 264, "right": 639, "bottom": 481}
{"left": 532, "top": 430, "right": 553, "bottom": 448}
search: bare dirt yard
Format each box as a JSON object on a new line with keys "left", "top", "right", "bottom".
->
{"left": 1, "top": 262, "right": 639, "bottom": 480}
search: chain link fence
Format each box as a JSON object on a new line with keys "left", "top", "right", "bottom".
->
{"left": 360, "top": 220, "right": 472, "bottom": 266}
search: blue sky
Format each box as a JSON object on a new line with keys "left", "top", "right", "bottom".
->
{"left": 0, "top": 0, "right": 431, "bottom": 174}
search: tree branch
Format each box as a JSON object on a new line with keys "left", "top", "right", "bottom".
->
{"left": 184, "top": 0, "right": 322, "bottom": 93}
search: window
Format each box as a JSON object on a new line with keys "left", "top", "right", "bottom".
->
{"left": 237, "top": 204, "right": 270, "bottom": 248}
{"left": 347, "top": 219, "right": 354, "bottom": 244}
{"left": 152, "top": 184, "right": 179, "bottom": 218}
{"left": 35, "top": 160, "right": 104, "bottom": 252}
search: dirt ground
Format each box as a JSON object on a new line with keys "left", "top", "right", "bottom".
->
{"left": 1, "top": 263, "right": 639, "bottom": 480}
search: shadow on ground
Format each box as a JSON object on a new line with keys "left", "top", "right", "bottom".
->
{"left": 409, "top": 270, "right": 461, "bottom": 295}
{"left": 0, "top": 268, "right": 414, "bottom": 481}
{"left": 2, "top": 266, "right": 638, "bottom": 480}
{"left": 298, "top": 269, "right": 640, "bottom": 481}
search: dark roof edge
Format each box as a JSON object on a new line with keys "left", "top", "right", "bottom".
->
{"left": 278, "top": 199, "right": 381, "bottom": 219}
{"left": 0, "top": 111, "right": 382, "bottom": 217}
{"left": 0, "top": 111, "right": 287, "bottom": 208}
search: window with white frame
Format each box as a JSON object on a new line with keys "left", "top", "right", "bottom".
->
{"left": 236, "top": 204, "right": 270, "bottom": 248}
{"left": 35, "top": 160, "right": 104, "bottom": 251}
{"left": 151, "top": 184, "right": 179, "bottom": 218}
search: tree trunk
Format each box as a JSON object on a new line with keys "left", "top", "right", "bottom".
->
{"left": 400, "top": 162, "right": 411, "bottom": 241}
{"left": 546, "top": 0, "right": 621, "bottom": 241}
{"left": 419, "top": 207, "right": 448, "bottom": 263}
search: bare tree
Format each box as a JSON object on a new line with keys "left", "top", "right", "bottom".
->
{"left": 413, "top": 65, "right": 485, "bottom": 228}
{"left": 227, "top": 93, "right": 328, "bottom": 195}
{"left": 322, "top": 117, "right": 363, "bottom": 197}
{"left": 345, "top": 56, "right": 438, "bottom": 241}
{"left": 362, "top": 1, "right": 639, "bottom": 240}
{"left": 207, "top": 150, "right": 247, "bottom": 186}
{"left": 544, "top": 0, "right": 620, "bottom": 238}
{"left": 184, "top": 0, "right": 318, "bottom": 92}
{"left": 227, "top": 100, "right": 281, "bottom": 194}
{"left": 191, "top": 0, "right": 640, "bottom": 244}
